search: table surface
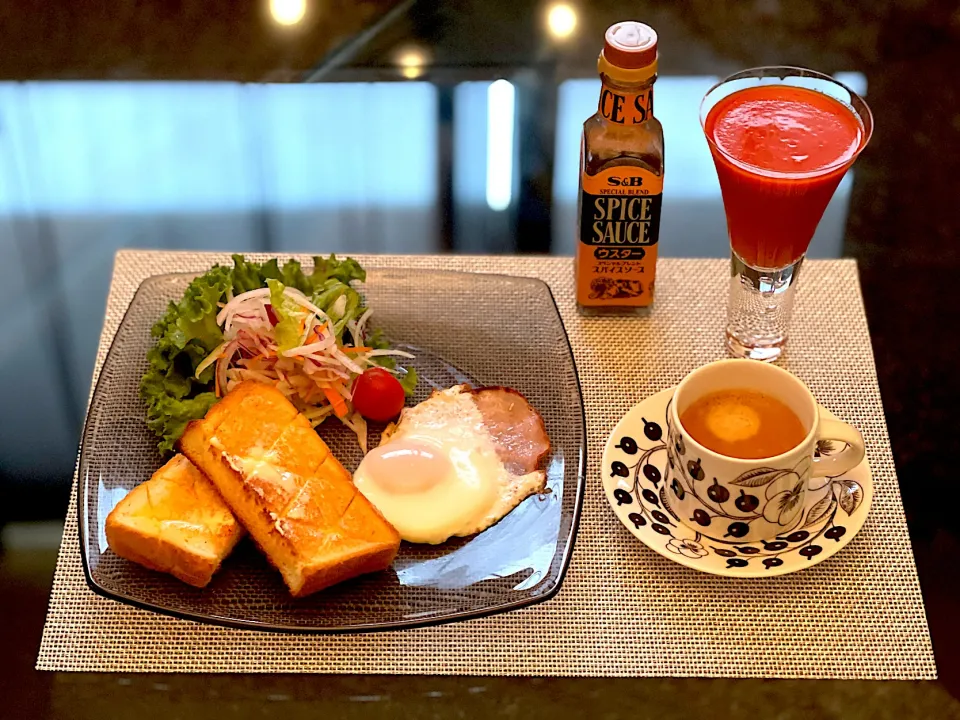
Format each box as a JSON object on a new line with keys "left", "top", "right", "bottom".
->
{"left": 2, "top": 1, "right": 960, "bottom": 718}
{"left": 37, "top": 253, "right": 933, "bottom": 681}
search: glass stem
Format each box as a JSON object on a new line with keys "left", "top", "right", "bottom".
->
{"left": 725, "top": 252, "right": 803, "bottom": 362}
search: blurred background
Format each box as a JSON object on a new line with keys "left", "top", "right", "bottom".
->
{"left": 0, "top": 1, "right": 885, "bottom": 510}
{"left": 2, "top": 0, "right": 960, "bottom": 712}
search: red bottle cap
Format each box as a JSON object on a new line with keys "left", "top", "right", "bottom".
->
{"left": 603, "top": 21, "right": 658, "bottom": 70}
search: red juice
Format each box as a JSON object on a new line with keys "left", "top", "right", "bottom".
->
{"left": 704, "top": 85, "right": 864, "bottom": 269}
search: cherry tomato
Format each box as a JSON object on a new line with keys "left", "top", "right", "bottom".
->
{"left": 352, "top": 367, "right": 405, "bottom": 421}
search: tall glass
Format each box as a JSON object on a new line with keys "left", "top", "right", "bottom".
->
{"left": 700, "top": 67, "right": 873, "bottom": 361}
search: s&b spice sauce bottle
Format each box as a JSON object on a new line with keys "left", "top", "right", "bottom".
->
{"left": 575, "top": 22, "right": 664, "bottom": 314}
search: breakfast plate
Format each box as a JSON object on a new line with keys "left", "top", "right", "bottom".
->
{"left": 602, "top": 388, "right": 872, "bottom": 577}
{"left": 79, "top": 267, "right": 585, "bottom": 632}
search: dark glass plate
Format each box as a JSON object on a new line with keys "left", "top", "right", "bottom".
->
{"left": 79, "top": 269, "right": 585, "bottom": 633}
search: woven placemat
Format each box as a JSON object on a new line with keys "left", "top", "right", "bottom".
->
{"left": 37, "top": 251, "right": 935, "bottom": 679}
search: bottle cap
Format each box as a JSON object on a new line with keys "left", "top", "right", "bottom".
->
{"left": 598, "top": 22, "right": 658, "bottom": 83}
{"left": 603, "top": 22, "right": 657, "bottom": 69}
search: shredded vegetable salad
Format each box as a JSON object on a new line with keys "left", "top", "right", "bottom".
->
{"left": 140, "top": 254, "right": 416, "bottom": 454}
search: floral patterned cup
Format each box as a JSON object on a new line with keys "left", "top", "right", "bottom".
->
{"left": 666, "top": 360, "right": 865, "bottom": 543}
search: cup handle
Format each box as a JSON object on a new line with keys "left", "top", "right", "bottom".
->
{"left": 811, "top": 408, "right": 866, "bottom": 478}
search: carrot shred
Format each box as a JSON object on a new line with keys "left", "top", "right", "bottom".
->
{"left": 321, "top": 385, "right": 349, "bottom": 418}
{"left": 342, "top": 346, "right": 373, "bottom": 353}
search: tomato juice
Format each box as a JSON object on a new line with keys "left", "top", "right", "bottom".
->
{"left": 704, "top": 85, "right": 865, "bottom": 269}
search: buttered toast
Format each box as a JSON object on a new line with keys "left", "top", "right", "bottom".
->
{"left": 179, "top": 381, "right": 400, "bottom": 598}
{"left": 105, "top": 454, "right": 243, "bottom": 587}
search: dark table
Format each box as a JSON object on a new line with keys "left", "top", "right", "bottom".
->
{"left": 3, "top": 1, "right": 960, "bottom": 717}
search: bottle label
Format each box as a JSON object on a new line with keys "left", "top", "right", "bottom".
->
{"left": 576, "top": 165, "right": 663, "bottom": 307}
{"left": 597, "top": 83, "right": 654, "bottom": 125}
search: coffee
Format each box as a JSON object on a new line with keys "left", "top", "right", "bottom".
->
{"left": 679, "top": 388, "right": 806, "bottom": 459}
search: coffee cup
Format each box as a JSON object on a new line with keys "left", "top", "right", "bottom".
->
{"left": 666, "top": 359, "right": 865, "bottom": 543}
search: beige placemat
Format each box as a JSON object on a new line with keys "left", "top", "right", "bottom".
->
{"left": 37, "top": 251, "right": 935, "bottom": 678}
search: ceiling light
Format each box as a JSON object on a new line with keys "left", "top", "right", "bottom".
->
{"left": 397, "top": 48, "right": 427, "bottom": 80}
{"left": 546, "top": 3, "right": 577, "bottom": 40}
{"left": 270, "top": 0, "right": 307, "bottom": 26}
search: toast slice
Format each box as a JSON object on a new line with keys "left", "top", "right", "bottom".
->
{"left": 105, "top": 454, "right": 243, "bottom": 588}
{"left": 179, "top": 380, "right": 400, "bottom": 597}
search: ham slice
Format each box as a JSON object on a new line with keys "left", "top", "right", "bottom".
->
{"left": 469, "top": 387, "right": 551, "bottom": 476}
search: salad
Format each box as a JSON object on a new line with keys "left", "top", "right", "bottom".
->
{"left": 140, "top": 254, "right": 416, "bottom": 454}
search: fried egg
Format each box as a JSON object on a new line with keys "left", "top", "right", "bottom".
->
{"left": 352, "top": 385, "right": 550, "bottom": 544}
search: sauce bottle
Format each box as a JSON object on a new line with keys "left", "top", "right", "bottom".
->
{"left": 575, "top": 22, "right": 664, "bottom": 314}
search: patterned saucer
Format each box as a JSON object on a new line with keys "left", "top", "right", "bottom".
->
{"left": 602, "top": 389, "right": 873, "bottom": 577}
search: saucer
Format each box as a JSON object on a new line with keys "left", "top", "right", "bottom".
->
{"left": 602, "top": 389, "right": 873, "bottom": 577}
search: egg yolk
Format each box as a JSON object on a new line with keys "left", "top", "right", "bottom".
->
{"left": 352, "top": 434, "right": 503, "bottom": 544}
{"left": 357, "top": 440, "right": 453, "bottom": 494}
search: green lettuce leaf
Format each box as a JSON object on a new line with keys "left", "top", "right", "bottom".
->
{"left": 230, "top": 255, "right": 281, "bottom": 294}
{"left": 139, "top": 253, "right": 414, "bottom": 454}
{"left": 267, "top": 279, "right": 308, "bottom": 353}
{"left": 168, "top": 264, "right": 231, "bottom": 352}
{"left": 306, "top": 258, "right": 366, "bottom": 344}
{"left": 310, "top": 254, "right": 366, "bottom": 286}
{"left": 398, "top": 367, "right": 418, "bottom": 397}
{"left": 145, "top": 392, "right": 220, "bottom": 455}
{"left": 139, "top": 264, "right": 234, "bottom": 453}
{"left": 279, "top": 259, "right": 312, "bottom": 294}
{"left": 311, "top": 281, "right": 346, "bottom": 312}
{"left": 365, "top": 327, "right": 417, "bottom": 397}
{"left": 365, "top": 327, "right": 394, "bottom": 369}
